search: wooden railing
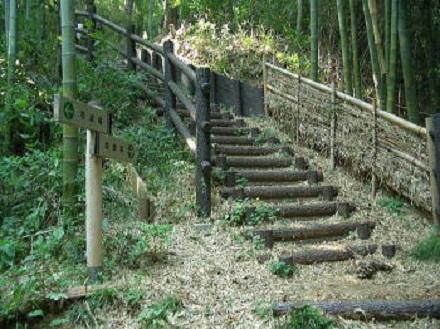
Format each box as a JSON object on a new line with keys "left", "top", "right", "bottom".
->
{"left": 74, "top": 7, "right": 212, "bottom": 217}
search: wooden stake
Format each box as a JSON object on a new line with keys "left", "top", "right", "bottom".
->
{"left": 86, "top": 130, "right": 103, "bottom": 281}
{"left": 296, "top": 74, "right": 301, "bottom": 145}
{"left": 329, "top": 82, "right": 337, "bottom": 170}
{"left": 426, "top": 114, "right": 440, "bottom": 225}
{"left": 371, "top": 98, "right": 378, "bottom": 198}
{"left": 263, "top": 54, "right": 268, "bottom": 116}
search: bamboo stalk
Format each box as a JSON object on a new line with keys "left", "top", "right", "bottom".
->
{"left": 296, "top": 74, "right": 301, "bottom": 144}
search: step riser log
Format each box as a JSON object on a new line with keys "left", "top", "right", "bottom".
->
{"left": 214, "top": 146, "right": 294, "bottom": 156}
{"left": 227, "top": 170, "right": 323, "bottom": 185}
{"left": 221, "top": 186, "right": 338, "bottom": 201}
{"left": 213, "top": 156, "right": 294, "bottom": 169}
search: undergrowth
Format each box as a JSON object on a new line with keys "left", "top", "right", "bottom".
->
{"left": 413, "top": 225, "right": 440, "bottom": 262}
{"left": 0, "top": 53, "right": 187, "bottom": 325}
{"left": 277, "top": 305, "right": 337, "bottom": 329}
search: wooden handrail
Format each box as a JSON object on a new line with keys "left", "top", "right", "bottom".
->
{"left": 168, "top": 81, "right": 196, "bottom": 120}
{"left": 169, "top": 109, "right": 196, "bottom": 155}
{"left": 130, "top": 34, "right": 163, "bottom": 55}
{"left": 131, "top": 57, "right": 164, "bottom": 81}
{"left": 168, "top": 53, "right": 196, "bottom": 83}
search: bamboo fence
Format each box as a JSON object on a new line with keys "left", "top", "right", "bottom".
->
{"left": 264, "top": 63, "right": 430, "bottom": 212}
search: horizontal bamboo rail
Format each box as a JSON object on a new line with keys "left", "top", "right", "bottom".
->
{"left": 130, "top": 34, "right": 163, "bottom": 55}
{"left": 265, "top": 63, "right": 427, "bottom": 136}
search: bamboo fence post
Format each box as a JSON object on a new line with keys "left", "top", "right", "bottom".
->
{"left": 126, "top": 24, "right": 136, "bottom": 71}
{"left": 86, "top": 1, "right": 96, "bottom": 62}
{"left": 371, "top": 99, "right": 378, "bottom": 198}
{"left": 195, "top": 67, "right": 211, "bottom": 217}
{"left": 164, "top": 40, "right": 176, "bottom": 129}
{"left": 263, "top": 54, "right": 268, "bottom": 116}
{"left": 329, "top": 82, "right": 337, "bottom": 170}
{"left": 85, "top": 130, "right": 103, "bottom": 281}
{"left": 426, "top": 114, "right": 440, "bottom": 226}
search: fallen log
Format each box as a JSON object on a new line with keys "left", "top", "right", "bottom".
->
{"left": 273, "top": 300, "right": 440, "bottom": 320}
{"left": 278, "top": 245, "right": 379, "bottom": 265}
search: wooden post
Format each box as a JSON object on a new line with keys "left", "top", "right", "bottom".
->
{"left": 86, "top": 130, "right": 103, "bottom": 281}
{"left": 126, "top": 24, "right": 136, "bottom": 71}
{"left": 164, "top": 40, "right": 176, "bottom": 130}
{"left": 195, "top": 67, "right": 211, "bottom": 217}
{"left": 235, "top": 79, "right": 242, "bottom": 116}
{"left": 371, "top": 99, "right": 378, "bottom": 198}
{"left": 86, "top": 1, "right": 96, "bottom": 62}
{"left": 426, "top": 114, "right": 440, "bottom": 226}
{"left": 210, "top": 71, "right": 217, "bottom": 110}
{"left": 296, "top": 74, "right": 301, "bottom": 144}
{"left": 329, "top": 82, "right": 337, "bottom": 170}
{"left": 263, "top": 54, "right": 268, "bottom": 116}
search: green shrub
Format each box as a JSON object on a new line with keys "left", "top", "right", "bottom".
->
{"left": 277, "top": 305, "right": 337, "bottom": 329}
{"left": 413, "top": 226, "right": 440, "bottom": 262}
{"left": 269, "top": 261, "right": 298, "bottom": 278}
{"left": 137, "top": 296, "right": 182, "bottom": 328}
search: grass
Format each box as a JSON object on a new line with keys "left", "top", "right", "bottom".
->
{"left": 277, "top": 305, "right": 337, "bottom": 329}
{"left": 413, "top": 226, "right": 440, "bottom": 262}
{"left": 269, "top": 261, "right": 298, "bottom": 278}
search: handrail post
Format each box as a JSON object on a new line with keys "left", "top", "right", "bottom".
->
{"left": 86, "top": 1, "right": 96, "bottom": 62}
{"left": 164, "top": 40, "right": 176, "bottom": 129}
{"left": 126, "top": 24, "right": 136, "bottom": 71}
{"left": 426, "top": 114, "right": 440, "bottom": 226}
{"left": 195, "top": 67, "right": 211, "bottom": 217}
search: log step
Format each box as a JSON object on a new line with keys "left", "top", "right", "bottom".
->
{"left": 273, "top": 300, "right": 440, "bottom": 320}
{"left": 211, "top": 119, "right": 244, "bottom": 127}
{"left": 214, "top": 145, "right": 294, "bottom": 156}
{"left": 211, "top": 126, "right": 259, "bottom": 136}
{"left": 278, "top": 245, "right": 379, "bottom": 265}
{"left": 221, "top": 185, "right": 338, "bottom": 201}
{"left": 155, "top": 108, "right": 228, "bottom": 120}
{"left": 225, "top": 170, "right": 323, "bottom": 187}
{"left": 244, "top": 202, "right": 354, "bottom": 222}
{"left": 250, "top": 221, "right": 376, "bottom": 248}
{"left": 213, "top": 155, "right": 294, "bottom": 169}
{"left": 212, "top": 136, "right": 280, "bottom": 146}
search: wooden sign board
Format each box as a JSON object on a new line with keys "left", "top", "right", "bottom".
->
{"left": 96, "top": 133, "right": 136, "bottom": 163}
{"left": 54, "top": 94, "right": 111, "bottom": 134}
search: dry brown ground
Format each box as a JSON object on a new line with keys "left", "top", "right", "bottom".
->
{"left": 86, "top": 117, "right": 439, "bottom": 329}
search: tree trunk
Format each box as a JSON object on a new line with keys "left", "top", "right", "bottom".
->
{"left": 386, "top": 0, "right": 398, "bottom": 114}
{"left": 274, "top": 300, "right": 440, "bottom": 320}
{"left": 398, "top": 0, "right": 419, "bottom": 123}
{"left": 165, "top": 0, "right": 177, "bottom": 33}
{"left": 310, "top": 0, "right": 318, "bottom": 81}
{"left": 349, "top": 0, "right": 362, "bottom": 98}
{"left": 60, "top": 0, "right": 79, "bottom": 205}
{"left": 362, "top": 0, "right": 385, "bottom": 108}
{"left": 336, "top": 0, "right": 353, "bottom": 95}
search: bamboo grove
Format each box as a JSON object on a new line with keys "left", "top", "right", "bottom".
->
{"left": 0, "top": 0, "right": 439, "bottom": 161}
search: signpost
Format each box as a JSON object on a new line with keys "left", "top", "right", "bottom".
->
{"left": 54, "top": 94, "right": 136, "bottom": 280}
